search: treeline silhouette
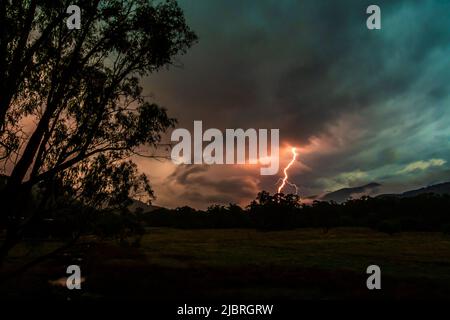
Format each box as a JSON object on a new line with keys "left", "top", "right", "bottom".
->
{"left": 135, "top": 191, "right": 450, "bottom": 234}
{"left": 17, "top": 191, "right": 450, "bottom": 243}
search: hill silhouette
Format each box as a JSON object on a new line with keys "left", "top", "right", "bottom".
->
{"left": 128, "top": 199, "right": 161, "bottom": 213}
{"left": 313, "top": 181, "right": 450, "bottom": 203}
{"left": 401, "top": 182, "right": 450, "bottom": 197}
{"left": 320, "top": 182, "right": 381, "bottom": 203}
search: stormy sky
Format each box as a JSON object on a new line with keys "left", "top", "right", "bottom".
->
{"left": 137, "top": 0, "right": 450, "bottom": 209}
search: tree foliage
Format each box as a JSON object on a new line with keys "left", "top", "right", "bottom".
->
{"left": 0, "top": 0, "right": 197, "bottom": 260}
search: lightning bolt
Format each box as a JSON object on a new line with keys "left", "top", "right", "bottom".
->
{"left": 277, "top": 147, "right": 299, "bottom": 194}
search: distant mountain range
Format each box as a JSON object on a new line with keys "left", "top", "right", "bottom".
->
{"left": 316, "top": 181, "right": 450, "bottom": 203}
{"left": 3, "top": 173, "right": 450, "bottom": 209}
{"left": 381, "top": 181, "right": 450, "bottom": 198}
{"left": 320, "top": 182, "right": 381, "bottom": 203}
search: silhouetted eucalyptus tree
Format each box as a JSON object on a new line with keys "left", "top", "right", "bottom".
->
{"left": 0, "top": 0, "right": 197, "bottom": 263}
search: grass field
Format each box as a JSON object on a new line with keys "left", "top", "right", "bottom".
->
{"left": 2, "top": 227, "right": 450, "bottom": 300}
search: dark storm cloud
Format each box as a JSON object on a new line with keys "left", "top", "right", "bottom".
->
{"left": 275, "top": 0, "right": 449, "bottom": 143}
{"left": 169, "top": 165, "right": 248, "bottom": 195}
{"left": 144, "top": 0, "right": 450, "bottom": 207}
{"left": 168, "top": 165, "right": 209, "bottom": 185}
{"left": 166, "top": 165, "right": 259, "bottom": 206}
